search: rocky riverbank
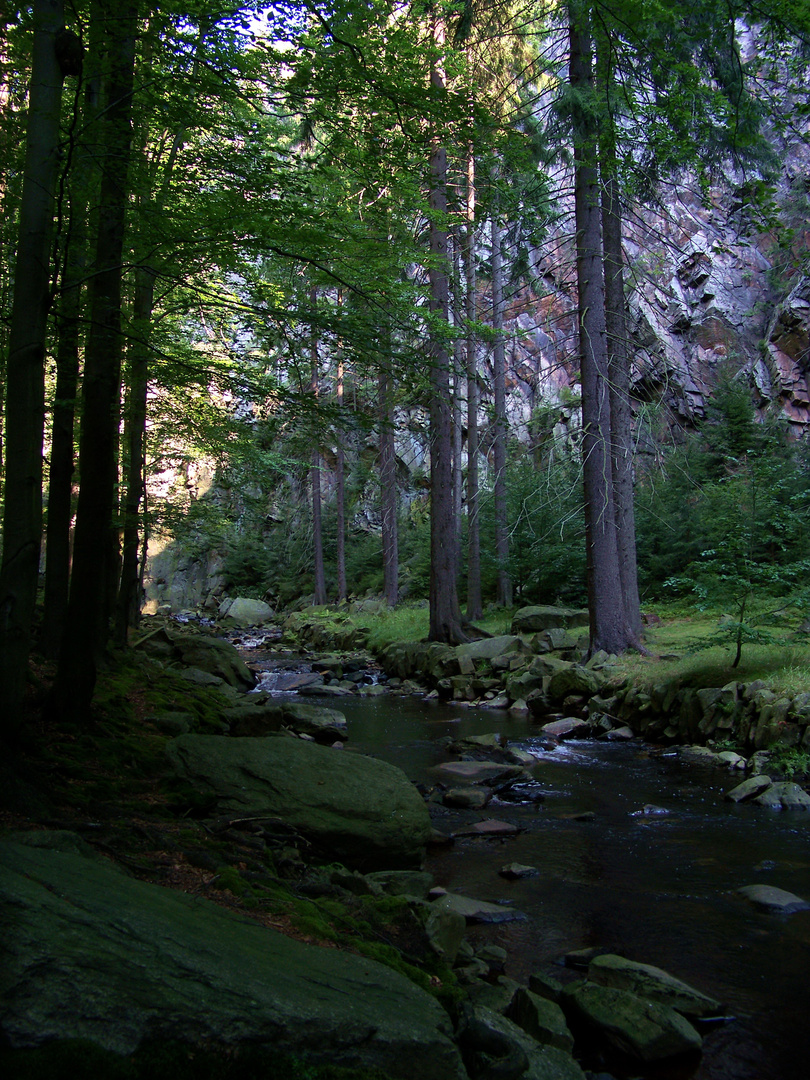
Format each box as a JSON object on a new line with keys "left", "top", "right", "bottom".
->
{"left": 259, "top": 603, "right": 810, "bottom": 759}
{"left": 3, "top": 609, "right": 808, "bottom": 1080}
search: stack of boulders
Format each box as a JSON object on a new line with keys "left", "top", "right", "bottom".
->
{"left": 377, "top": 606, "right": 810, "bottom": 755}
{"left": 676, "top": 745, "right": 810, "bottom": 809}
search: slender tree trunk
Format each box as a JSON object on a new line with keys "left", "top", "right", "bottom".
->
{"left": 597, "top": 44, "right": 642, "bottom": 644}
{"left": 428, "top": 10, "right": 466, "bottom": 643}
{"left": 42, "top": 244, "right": 81, "bottom": 660}
{"left": 335, "top": 350, "right": 347, "bottom": 603}
{"left": 379, "top": 360, "right": 398, "bottom": 608}
{"left": 0, "top": 0, "right": 67, "bottom": 742}
{"left": 51, "top": 0, "right": 138, "bottom": 717}
{"left": 451, "top": 231, "right": 464, "bottom": 577}
{"left": 569, "top": 2, "right": 629, "bottom": 656}
{"left": 465, "top": 136, "right": 481, "bottom": 620}
{"left": 310, "top": 287, "right": 327, "bottom": 606}
{"left": 115, "top": 268, "right": 151, "bottom": 641}
{"left": 42, "top": 17, "right": 102, "bottom": 658}
{"left": 491, "top": 201, "right": 511, "bottom": 607}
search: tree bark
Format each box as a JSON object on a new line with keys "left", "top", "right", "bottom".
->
{"left": 465, "top": 138, "right": 481, "bottom": 620}
{"left": 569, "top": 2, "right": 629, "bottom": 656}
{"left": 491, "top": 201, "right": 512, "bottom": 607}
{"left": 115, "top": 267, "right": 151, "bottom": 641}
{"left": 428, "top": 9, "right": 466, "bottom": 643}
{"left": 594, "top": 28, "right": 642, "bottom": 645}
{"left": 335, "top": 348, "right": 347, "bottom": 603}
{"left": 601, "top": 138, "right": 642, "bottom": 643}
{"left": 51, "top": 0, "right": 138, "bottom": 717}
{"left": 379, "top": 360, "right": 399, "bottom": 608}
{"left": 451, "top": 231, "right": 464, "bottom": 577}
{"left": 310, "top": 286, "right": 327, "bottom": 606}
{"left": 42, "top": 14, "right": 102, "bottom": 658}
{"left": 0, "top": 0, "right": 67, "bottom": 742}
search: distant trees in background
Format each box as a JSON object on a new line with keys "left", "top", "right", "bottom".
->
{"left": 1, "top": 0, "right": 809, "bottom": 742}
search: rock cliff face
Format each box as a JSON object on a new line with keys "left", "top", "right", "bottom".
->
{"left": 489, "top": 174, "right": 810, "bottom": 454}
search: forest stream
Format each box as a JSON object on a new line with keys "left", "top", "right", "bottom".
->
{"left": 317, "top": 694, "right": 810, "bottom": 1080}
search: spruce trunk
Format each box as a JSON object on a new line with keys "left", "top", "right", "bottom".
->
{"left": 428, "top": 12, "right": 465, "bottom": 644}
{"left": 0, "top": 0, "right": 66, "bottom": 741}
{"left": 569, "top": 4, "right": 629, "bottom": 655}
{"left": 491, "top": 204, "right": 511, "bottom": 608}
{"left": 51, "top": 0, "right": 138, "bottom": 717}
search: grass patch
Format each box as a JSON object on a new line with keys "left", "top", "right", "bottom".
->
{"left": 364, "top": 604, "right": 430, "bottom": 652}
{"left": 621, "top": 604, "right": 810, "bottom": 695}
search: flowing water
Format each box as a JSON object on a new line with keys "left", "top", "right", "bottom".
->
{"left": 332, "top": 694, "right": 810, "bottom": 1080}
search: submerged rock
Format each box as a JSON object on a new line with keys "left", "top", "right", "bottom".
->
{"left": 452, "top": 819, "right": 523, "bottom": 839}
{"left": 737, "top": 884, "right": 810, "bottom": 912}
{"left": 166, "top": 734, "right": 431, "bottom": 870}
{"left": 0, "top": 834, "right": 465, "bottom": 1080}
{"left": 430, "top": 892, "right": 527, "bottom": 924}
{"left": 499, "top": 862, "right": 539, "bottom": 880}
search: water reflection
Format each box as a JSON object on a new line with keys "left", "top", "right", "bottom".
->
{"left": 333, "top": 694, "right": 810, "bottom": 1080}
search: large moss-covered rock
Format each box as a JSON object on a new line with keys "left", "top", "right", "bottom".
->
{"left": 456, "top": 636, "right": 528, "bottom": 663}
{"left": 562, "top": 981, "right": 702, "bottom": 1062}
{"left": 219, "top": 597, "right": 275, "bottom": 626}
{"left": 587, "top": 954, "right": 721, "bottom": 1017}
{"left": 0, "top": 834, "right": 464, "bottom": 1080}
{"left": 547, "top": 665, "right": 603, "bottom": 702}
{"left": 166, "top": 734, "right": 432, "bottom": 869}
{"left": 511, "top": 607, "right": 589, "bottom": 635}
{"left": 137, "top": 629, "right": 256, "bottom": 690}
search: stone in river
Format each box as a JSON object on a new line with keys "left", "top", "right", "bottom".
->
{"left": 737, "top": 884, "right": 810, "bottom": 912}
{"left": 587, "top": 954, "right": 722, "bottom": 1017}
{"left": 562, "top": 982, "right": 702, "bottom": 1062}
{"left": 500, "top": 862, "right": 539, "bottom": 879}
{"left": 541, "top": 717, "right": 590, "bottom": 740}
{"left": 443, "top": 787, "right": 490, "bottom": 809}
{"left": 752, "top": 781, "right": 810, "bottom": 810}
{"left": 430, "top": 892, "right": 527, "bottom": 924}
{"left": 507, "top": 987, "right": 574, "bottom": 1053}
{"left": 725, "top": 775, "right": 773, "bottom": 802}
{"left": 452, "top": 818, "right": 523, "bottom": 838}
{"left": 434, "top": 761, "right": 524, "bottom": 784}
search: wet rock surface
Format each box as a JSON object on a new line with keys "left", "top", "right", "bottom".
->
{"left": 0, "top": 833, "right": 465, "bottom": 1080}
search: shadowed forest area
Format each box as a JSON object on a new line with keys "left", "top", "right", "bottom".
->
{"left": 2, "top": 5, "right": 810, "bottom": 1080}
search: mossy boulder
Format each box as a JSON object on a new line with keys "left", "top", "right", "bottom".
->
{"left": 562, "top": 981, "right": 702, "bottom": 1062}
{"left": 547, "top": 665, "right": 603, "bottom": 702}
{"left": 587, "top": 954, "right": 721, "bottom": 1017}
{"left": 137, "top": 629, "right": 255, "bottom": 691}
{"left": 166, "top": 734, "right": 432, "bottom": 869}
{"left": 511, "top": 607, "right": 589, "bottom": 635}
{"left": 0, "top": 834, "right": 464, "bottom": 1080}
